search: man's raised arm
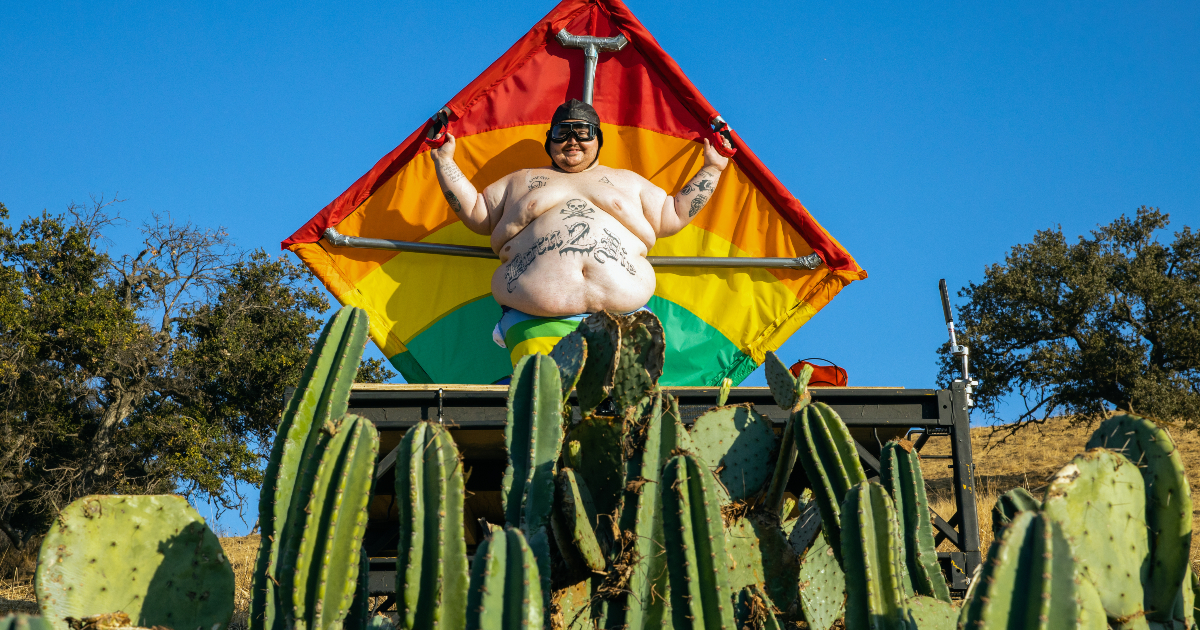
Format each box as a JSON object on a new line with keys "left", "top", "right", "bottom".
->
{"left": 652, "top": 138, "right": 731, "bottom": 237}
{"left": 430, "top": 133, "right": 497, "bottom": 235}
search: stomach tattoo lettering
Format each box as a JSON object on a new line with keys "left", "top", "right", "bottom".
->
{"left": 504, "top": 230, "right": 563, "bottom": 292}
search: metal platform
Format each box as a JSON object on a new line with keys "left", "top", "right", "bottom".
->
{"left": 350, "top": 380, "right": 982, "bottom": 597}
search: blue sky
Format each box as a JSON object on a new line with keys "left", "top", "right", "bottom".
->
{"left": 3, "top": 0, "right": 1198, "bottom": 532}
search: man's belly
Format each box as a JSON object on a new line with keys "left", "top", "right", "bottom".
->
{"left": 492, "top": 209, "right": 655, "bottom": 316}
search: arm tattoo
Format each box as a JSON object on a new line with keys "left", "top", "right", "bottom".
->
{"left": 529, "top": 175, "right": 548, "bottom": 190}
{"left": 689, "top": 194, "right": 709, "bottom": 217}
{"left": 504, "top": 231, "right": 564, "bottom": 292}
{"left": 444, "top": 190, "right": 463, "bottom": 213}
{"left": 441, "top": 161, "right": 466, "bottom": 184}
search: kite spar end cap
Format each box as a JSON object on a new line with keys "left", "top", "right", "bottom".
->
{"left": 556, "top": 29, "right": 628, "bottom": 105}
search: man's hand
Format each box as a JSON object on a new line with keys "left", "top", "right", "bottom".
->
{"left": 702, "top": 137, "right": 731, "bottom": 171}
{"left": 431, "top": 133, "right": 457, "bottom": 163}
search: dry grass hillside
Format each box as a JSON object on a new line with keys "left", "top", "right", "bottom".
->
{"left": 1, "top": 415, "right": 1197, "bottom": 621}
{"left": 920, "top": 414, "right": 1200, "bottom": 574}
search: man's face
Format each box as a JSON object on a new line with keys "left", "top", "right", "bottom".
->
{"left": 549, "top": 119, "right": 599, "bottom": 172}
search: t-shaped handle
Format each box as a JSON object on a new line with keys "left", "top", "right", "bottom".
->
{"left": 557, "top": 30, "right": 628, "bottom": 105}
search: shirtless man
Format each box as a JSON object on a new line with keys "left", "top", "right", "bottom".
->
{"left": 430, "top": 99, "right": 730, "bottom": 364}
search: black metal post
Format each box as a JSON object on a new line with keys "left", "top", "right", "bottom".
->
{"left": 948, "top": 379, "right": 982, "bottom": 586}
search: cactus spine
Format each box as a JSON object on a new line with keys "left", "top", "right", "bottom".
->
{"left": 395, "top": 421, "right": 468, "bottom": 630}
{"left": 1042, "top": 448, "right": 1148, "bottom": 625}
{"left": 879, "top": 440, "right": 951, "bottom": 602}
{"left": 35, "top": 495, "right": 235, "bottom": 630}
{"left": 466, "top": 527, "right": 544, "bottom": 630}
{"left": 959, "top": 511, "right": 1106, "bottom": 630}
{"left": 252, "top": 306, "right": 369, "bottom": 630}
{"left": 1087, "top": 414, "right": 1193, "bottom": 623}
{"left": 661, "top": 453, "right": 736, "bottom": 630}
{"left": 795, "top": 402, "right": 867, "bottom": 557}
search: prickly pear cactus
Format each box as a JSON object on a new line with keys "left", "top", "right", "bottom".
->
{"left": 251, "top": 305, "right": 369, "bottom": 630}
{"left": 795, "top": 402, "right": 867, "bottom": 558}
{"left": 0, "top": 616, "right": 52, "bottom": 630}
{"left": 1042, "top": 448, "right": 1149, "bottom": 625}
{"left": 959, "top": 511, "right": 1106, "bottom": 629}
{"left": 795, "top": 529, "right": 845, "bottom": 630}
{"left": 551, "top": 468, "right": 606, "bottom": 574}
{"left": 765, "top": 351, "right": 813, "bottom": 411}
{"left": 466, "top": 526, "right": 544, "bottom": 630}
{"left": 1088, "top": 414, "right": 1193, "bottom": 624}
{"left": 575, "top": 312, "right": 621, "bottom": 416}
{"left": 661, "top": 453, "right": 737, "bottom": 630}
{"left": 610, "top": 313, "right": 665, "bottom": 413}
{"left": 689, "top": 404, "right": 778, "bottom": 501}
{"left": 725, "top": 513, "right": 800, "bottom": 615}
{"left": 565, "top": 415, "right": 627, "bottom": 527}
{"left": 879, "top": 439, "right": 950, "bottom": 602}
{"left": 35, "top": 495, "right": 235, "bottom": 630}
{"left": 990, "top": 486, "right": 1041, "bottom": 539}
{"left": 548, "top": 330, "right": 588, "bottom": 403}
{"left": 395, "top": 421, "right": 468, "bottom": 630}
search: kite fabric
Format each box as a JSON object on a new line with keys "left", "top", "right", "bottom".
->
{"left": 282, "top": 0, "right": 867, "bottom": 386}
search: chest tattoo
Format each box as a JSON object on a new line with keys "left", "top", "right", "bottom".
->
{"left": 528, "top": 175, "right": 548, "bottom": 190}
{"left": 559, "top": 198, "right": 595, "bottom": 219}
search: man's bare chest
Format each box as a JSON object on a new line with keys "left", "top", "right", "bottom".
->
{"left": 494, "top": 170, "right": 650, "bottom": 248}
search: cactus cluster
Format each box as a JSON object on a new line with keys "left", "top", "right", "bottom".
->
{"left": 11, "top": 305, "right": 1200, "bottom": 630}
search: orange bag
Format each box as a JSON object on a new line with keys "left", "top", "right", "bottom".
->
{"left": 788, "top": 358, "right": 848, "bottom": 387}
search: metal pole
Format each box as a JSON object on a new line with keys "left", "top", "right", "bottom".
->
{"left": 322, "top": 227, "right": 823, "bottom": 270}
{"left": 949, "top": 379, "right": 982, "bottom": 585}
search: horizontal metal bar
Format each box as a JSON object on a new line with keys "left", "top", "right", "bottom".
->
{"left": 323, "top": 227, "right": 823, "bottom": 270}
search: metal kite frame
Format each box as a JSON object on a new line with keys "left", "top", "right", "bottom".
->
{"left": 340, "top": 381, "right": 983, "bottom": 605}
{"left": 323, "top": 227, "right": 825, "bottom": 270}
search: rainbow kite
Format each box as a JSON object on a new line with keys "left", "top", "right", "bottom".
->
{"left": 283, "top": 0, "right": 867, "bottom": 386}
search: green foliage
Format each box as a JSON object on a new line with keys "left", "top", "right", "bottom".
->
{"left": 938, "top": 206, "right": 1200, "bottom": 428}
{"left": 0, "top": 200, "right": 392, "bottom": 547}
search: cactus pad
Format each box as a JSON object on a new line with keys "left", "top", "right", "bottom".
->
{"left": 1088, "top": 414, "right": 1192, "bottom": 622}
{"left": 551, "top": 468, "right": 606, "bottom": 574}
{"left": 689, "top": 404, "right": 778, "bottom": 501}
{"left": 549, "top": 331, "right": 588, "bottom": 402}
{"left": 795, "top": 529, "right": 845, "bottom": 630}
{"left": 575, "top": 312, "right": 621, "bottom": 416}
{"left": 991, "top": 486, "right": 1042, "bottom": 539}
{"left": 725, "top": 514, "right": 801, "bottom": 615}
{"left": 905, "top": 596, "right": 958, "bottom": 630}
{"left": 0, "top": 617, "right": 51, "bottom": 630}
{"left": 611, "top": 322, "right": 657, "bottom": 413}
{"left": 1042, "top": 448, "right": 1148, "bottom": 623}
{"left": 565, "top": 415, "right": 626, "bottom": 523}
{"left": 734, "top": 584, "right": 782, "bottom": 630}
{"left": 36, "top": 495, "right": 234, "bottom": 630}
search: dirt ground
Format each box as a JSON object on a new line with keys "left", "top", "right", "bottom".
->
{"left": 1, "top": 414, "right": 1196, "bottom": 620}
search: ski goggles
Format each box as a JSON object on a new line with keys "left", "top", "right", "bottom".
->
{"left": 548, "top": 121, "right": 599, "bottom": 143}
